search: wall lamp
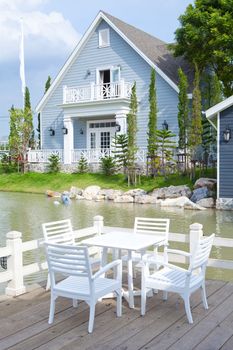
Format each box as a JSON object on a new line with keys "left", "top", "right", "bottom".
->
{"left": 49, "top": 127, "right": 55, "bottom": 136}
{"left": 80, "top": 128, "right": 84, "bottom": 135}
{"left": 223, "top": 126, "right": 231, "bottom": 142}
{"left": 115, "top": 122, "right": 121, "bottom": 132}
{"left": 162, "top": 120, "right": 169, "bottom": 130}
{"left": 62, "top": 126, "right": 68, "bottom": 135}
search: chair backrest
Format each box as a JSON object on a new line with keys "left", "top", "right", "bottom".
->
{"left": 134, "top": 217, "right": 170, "bottom": 244}
{"left": 45, "top": 243, "right": 92, "bottom": 286}
{"left": 42, "top": 219, "right": 75, "bottom": 245}
{"left": 190, "top": 233, "right": 215, "bottom": 271}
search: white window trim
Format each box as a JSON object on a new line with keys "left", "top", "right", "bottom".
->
{"left": 95, "top": 65, "right": 121, "bottom": 84}
{"left": 99, "top": 28, "right": 110, "bottom": 48}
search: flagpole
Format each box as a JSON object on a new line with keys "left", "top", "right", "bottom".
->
{"left": 19, "top": 17, "right": 26, "bottom": 107}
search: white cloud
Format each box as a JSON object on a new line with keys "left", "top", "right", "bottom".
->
{"left": 0, "top": 0, "right": 81, "bottom": 63}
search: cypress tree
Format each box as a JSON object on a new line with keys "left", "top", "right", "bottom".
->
{"left": 45, "top": 75, "right": 51, "bottom": 94}
{"left": 147, "top": 68, "right": 157, "bottom": 157}
{"left": 24, "top": 87, "right": 34, "bottom": 149}
{"left": 177, "top": 68, "right": 189, "bottom": 150}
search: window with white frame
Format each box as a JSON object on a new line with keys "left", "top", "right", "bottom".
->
{"left": 99, "top": 29, "right": 110, "bottom": 48}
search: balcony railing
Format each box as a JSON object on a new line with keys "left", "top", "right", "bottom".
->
{"left": 63, "top": 80, "right": 132, "bottom": 104}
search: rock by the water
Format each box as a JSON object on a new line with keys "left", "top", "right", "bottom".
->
{"left": 83, "top": 186, "right": 101, "bottom": 200}
{"left": 134, "top": 195, "right": 158, "bottom": 204}
{"left": 196, "top": 198, "right": 215, "bottom": 208}
{"left": 190, "top": 187, "right": 213, "bottom": 203}
{"left": 151, "top": 185, "right": 191, "bottom": 199}
{"left": 124, "top": 189, "right": 147, "bottom": 197}
{"left": 69, "top": 186, "right": 82, "bottom": 199}
{"left": 105, "top": 190, "right": 124, "bottom": 200}
{"left": 194, "top": 178, "right": 217, "bottom": 190}
{"left": 114, "top": 195, "right": 134, "bottom": 203}
{"left": 160, "top": 196, "right": 206, "bottom": 210}
{"left": 46, "top": 190, "right": 61, "bottom": 198}
{"left": 61, "top": 193, "right": 71, "bottom": 205}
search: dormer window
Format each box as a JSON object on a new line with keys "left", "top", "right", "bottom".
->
{"left": 99, "top": 29, "right": 110, "bottom": 48}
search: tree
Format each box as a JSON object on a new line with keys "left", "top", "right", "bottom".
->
{"left": 127, "top": 82, "right": 138, "bottom": 185}
{"left": 8, "top": 108, "right": 34, "bottom": 173}
{"left": 45, "top": 75, "right": 51, "bottom": 94}
{"left": 77, "top": 155, "right": 89, "bottom": 173}
{"left": 37, "top": 76, "right": 52, "bottom": 148}
{"left": 155, "top": 129, "right": 176, "bottom": 177}
{"left": 189, "top": 64, "right": 203, "bottom": 151}
{"left": 24, "top": 87, "right": 34, "bottom": 149}
{"left": 111, "top": 134, "right": 128, "bottom": 173}
{"left": 147, "top": 68, "right": 158, "bottom": 177}
{"left": 173, "top": 0, "right": 233, "bottom": 96}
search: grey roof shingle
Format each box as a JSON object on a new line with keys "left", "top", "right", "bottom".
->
{"left": 102, "top": 11, "right": 194, "bottom": 92}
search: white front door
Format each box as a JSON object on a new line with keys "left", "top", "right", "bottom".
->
{"left": 88, "top": 121, "right": 116, "bottom": 150}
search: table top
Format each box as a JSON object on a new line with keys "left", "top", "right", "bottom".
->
{"left": 82, "top": 232, "right": 165, "bottom": 251}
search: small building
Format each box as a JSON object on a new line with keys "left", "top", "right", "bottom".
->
{"left": 206, "top": 96, "right": 233, "bottom": 210}
{"left": 33, "top": 11, "right": 193, "bottom": 168}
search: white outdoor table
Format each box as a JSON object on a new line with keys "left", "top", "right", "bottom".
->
{"left": 82, "top": 231, "right": 165, "bottom": 308}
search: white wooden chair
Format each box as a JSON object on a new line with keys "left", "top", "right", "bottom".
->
{"left": 121, "top": 218, "right": 170, "bottom": 271}
{"left": 141, "top": 233, "right": 215, "bottom": 324}
{"left": 45, "top": 242, "right": 122, "bottom": 333}
{"left": 42, "top": 219, "right": 101, "bottom": 290}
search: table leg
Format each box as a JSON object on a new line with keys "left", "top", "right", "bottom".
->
{"left": 127, "top": 250, "right": 134, "bottom": 308}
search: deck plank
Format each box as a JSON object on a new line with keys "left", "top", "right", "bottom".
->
{"left": 0, "top": 280, "right": 232, "bottom": 350}
{"left": 138, "top": 280, "right": 228, "bottom": 350}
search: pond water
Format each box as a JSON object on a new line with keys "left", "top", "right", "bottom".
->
{"left": 0, "top": 192, "right": 233, "bottom": 290}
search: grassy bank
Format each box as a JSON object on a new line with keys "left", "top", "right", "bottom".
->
{"left": 0, "top": 172, "right": 197, "bottom": 194}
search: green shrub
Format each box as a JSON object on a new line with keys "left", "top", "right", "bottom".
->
{"left": 100, "top": 156, "right": 116, "bottom": 176}
{"left": 0, "top": 154, "right": 17, "bottom": 173}
{"left": 77, "top": 156, "right": 89, "bottom": 173}
{"left": 47, "top": 154, "right": 60, "bottom": 173}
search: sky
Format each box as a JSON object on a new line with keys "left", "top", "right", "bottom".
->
{"left": 0, "top": 0, "right": 193, "bottom": 139}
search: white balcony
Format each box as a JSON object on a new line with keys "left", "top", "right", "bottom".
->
{"left": 63, "top": 80, "right": 132, "bottom": 104}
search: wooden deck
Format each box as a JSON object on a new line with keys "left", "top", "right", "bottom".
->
{"left": 0, "top": 277, "right": 233, "bottom": 350}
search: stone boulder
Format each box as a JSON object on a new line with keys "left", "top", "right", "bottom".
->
{"left": 105, "top": 190, "right": 124, "bottom": 200}
{"left": 76, "top": 195, "right": 85, "bottom": 200}
{"left": 151, "top": 185, "right": 191, "bottom": 199}
{"left": 124, "top": 189, "right": 147, "bottom": 197}
{"left": 190, "top": 187, "right": 213, "bottom": 203}
{"left": 82, "top": 186, "right": 101, "bottom": 200}
{"left": 134, "top": 195, "right": 158, "bottom": 204}
{"left": 159, "top": 196, "right": 206, "bottom": 210}
{"left": 196, "top": 198, "right": 215, "bottom": 208}
{"left": 93, "top": 194, "right": 105, "bottom": 201}
{"left": 114, "top": 195, "right": 134, "bottom": 203}
{"left": 45, "top": 190, "right": 61, "bottom": 198}
{"left": 194, "top": 178, "right": 217, "bottom": 190}
{"left": 69, "top": 186, "right": 83, "bottom": 199}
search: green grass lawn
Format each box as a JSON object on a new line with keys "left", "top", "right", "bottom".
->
{"left": 0, "top": 172, "right": 199, "bottom": 194}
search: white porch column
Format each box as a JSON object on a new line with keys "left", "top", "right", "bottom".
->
{"left": 63, "top": 116, "right": 74, "bottom": 164}
{"left": 115, "top": 112, "right": 127, "bottom": 134}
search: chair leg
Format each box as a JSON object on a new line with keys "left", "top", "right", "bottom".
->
{"left": 48, "top": 294, "right": 56, "bottom": 324}
{"left": 201, "top": 283, "right": 208, "bottom": 309}
{"left": 163, "top": 291, "right": 168, "bottom": 301}
{"left": 183, "top": 294, "right": 193, "bottom": 324}
{"left": 73, "top": 299, "right": 78, "bottom": 308}
{"left": 141, "top": 286, "right": 147, "bottom": 316}
{"left": 116, "top": 289, "right": 122, "bottom": 317}
{"left": 88, "top": 302, "right": 96, "bottom": 333}
{"left": 46, "top": 273, "right": 50, "bottom": 291}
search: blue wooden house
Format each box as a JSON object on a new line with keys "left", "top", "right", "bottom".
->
{"left": 34, "top": 11, "right": 193, "bottom": 166}
{"left": 206, "top": 96, "right": 233, "bottom": 210}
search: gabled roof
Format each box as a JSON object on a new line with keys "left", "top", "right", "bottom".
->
{"left": 102, "top": 12, "right": 194, "bottom": 91}
{"left": 206, "top": 95, "right": 233, "bottom": 120}
{"left": 36, "top": 11, "right": 193, "bottom": 112}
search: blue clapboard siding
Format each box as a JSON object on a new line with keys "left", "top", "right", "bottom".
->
{"left": 219, "top": 106, "right": 233, "bottom": 198}
{"left": 41, "top": 19, "right": 179, "bottom": 149}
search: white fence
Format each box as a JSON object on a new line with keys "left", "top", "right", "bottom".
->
{"left": 0, "top": 216, "right": 233, "bottom": 297}
{"left": 63, "top": 80, "right": 132, "bottom": 104}
{"left": 27, "top": 149, "right": 64, "bottom": 163}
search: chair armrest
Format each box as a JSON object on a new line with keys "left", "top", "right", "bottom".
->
{"left": 166, "top": 249, "right": 191, "bottom": 258}
{"left": 162, "top": 262, "right": 191, "bottom": 274}
{"left": 92, "top": 259, "right": 122, "bottom": 280}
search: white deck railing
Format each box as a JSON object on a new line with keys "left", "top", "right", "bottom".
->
{"left": 27, "top": 148, "right": 147, "bottom": 163}
{"left": 27, "top": 149, "right": 64, "bottom": 163}
{"left": 63, "top": 80, "right": 132, "bottom": 104}
{"left": 0, "top": 216, "right": 233, "bottom": 296}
